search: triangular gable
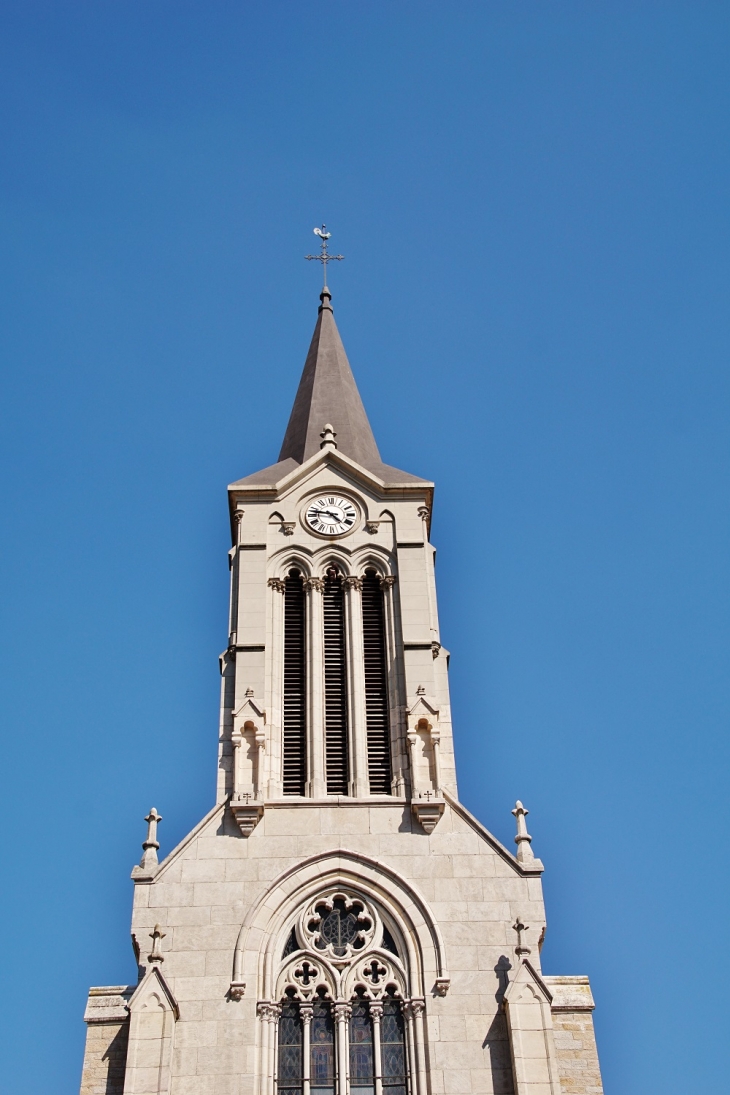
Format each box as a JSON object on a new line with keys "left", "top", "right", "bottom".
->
{"left": 504, "top": 958, "right": 553, "bottom": 1007}
{"left": 127, "top": 966, "right": 179, "bottom": 1020}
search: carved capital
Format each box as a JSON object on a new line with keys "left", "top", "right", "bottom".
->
{"left": 333, "top": 1002, "right": 352, "bottom": 1022}
{"left": 229, "top": 981, "right": 246, "bottom": 1000}
{"left": 417, "top": 506, "right": 430, "bottom": 521}
{"left": 343, "top": 576, "right": 363, "bottom": 591}
{"left": 365, "top": 521, "right": 380, "bottom": 534}
{"left": 369, "top": 1001, "right": 384, "bottom": 1019}
{"left": 282, "top": 522, "right": 295, "bottom": 536}
{"left": 267, "top": 577, "right": 286, "bottom": 593}
{"left": 433, "top": 978, "right": 450, "bottom": 996}
{"left": 379, "top": 575, "right": 397, "bottom": 590}
{"left": 409, "top": 998, "right": 426, "bottom": 1017}
{"left": 234, "top": 509, "right": 245, "bottom": 525}
{"left": 303, "top": 576, "right": 325, "bottom": 593}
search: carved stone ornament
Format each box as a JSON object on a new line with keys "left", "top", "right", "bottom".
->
{"left": 365, "top": 521, "right": 380, "bottom": 534}
{"left": 303, "top": 576, "right": 325, "bottom": 593}
{"left": 282, "top": 522, "right": 295, "bottom": 536}
{"left": 267, "top": 577, "right": 286, "bottom": 593}
{"left": 417, "top": 506, "right": 430, "bottom": 521}
{"left": 275, "top": 890, "right": 407, "bottom": 1003}
{"left": 228, "top": 981, "right": 246, "bottom": 1000}
{"left": 301, "top": 891, "right": 377, "bottom": 965}
{"left": 230, "top": 796, "right": 264, "bottom": 836}
{"left": 343, "top": 576, "right": 363, "bottom": 591}
{"left": 379, "top": 575, "right": 397, "bottom": 590}
{"left": 411, "top": 795, "right": 445, "bottom": 834}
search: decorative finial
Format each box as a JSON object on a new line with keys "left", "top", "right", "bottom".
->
{"left": 320, "top": 423, "right": 337, "bottom": 449}
{"left": 148, "top": 924, "right": 166, "bottom": 964}
{"left": 305, "top": 225, "right": 344, "bottom": 292}
{"left": 513, "top": 917, "right": 531, "bottom": 960}
{"left": 512, "top": 800, "right": 535, "bottom": 865}
{"left": 138, "top": 807, "right": 162, "bottom": 871}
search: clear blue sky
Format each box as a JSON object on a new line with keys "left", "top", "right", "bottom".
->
{"left": 0, "top": 3, "right": 727, "bottom": 1092}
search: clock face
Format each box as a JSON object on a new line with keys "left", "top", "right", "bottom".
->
{"left": 305, "top": 496, "right": 358, "bottom": 536}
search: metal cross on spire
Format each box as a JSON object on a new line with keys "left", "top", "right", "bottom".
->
{"left": 305, "top": 225, "right": 344, "bottom": 289}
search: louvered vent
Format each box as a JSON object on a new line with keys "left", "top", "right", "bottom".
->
{"left": 324, "top": 572, "right": 349, "bottom": 794}
{"left": 362, "top": 570, "right": 392, "bottom": 794}
{"left": 283, "top": 570, "right": 307, "bottom": 795}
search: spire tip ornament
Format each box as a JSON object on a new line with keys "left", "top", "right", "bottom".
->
{"left": 305, "top": 224, "right": 344, "bottom": 293}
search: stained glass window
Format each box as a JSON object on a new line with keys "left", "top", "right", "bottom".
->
{"left": 282, "top": 927, "right": 298, "bottom": 958}
{"left": 381, "top": 998, "right": 407, "bottom": 1095}
{"left": 310, "top": 1000, "right": 335, "bottom": 1095}
{"left": 278, "top": 1002, "right": 303, "bottom": 1095}
{"left": 381, "top": 926, "right": 399, "bottom": 957}
{"left": 349, "top": 999, "right": 374, "bottom": 1095}
{"left": 312, "top": 898, "right": 369, "bottom": 957}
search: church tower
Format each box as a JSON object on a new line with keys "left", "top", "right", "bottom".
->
{"left": 79, "top": 271, "right": 605, "bottom": 1095}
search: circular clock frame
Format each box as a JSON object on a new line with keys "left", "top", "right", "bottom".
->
{"left": 302, "top": 493, "right": 360, "bottom": 538}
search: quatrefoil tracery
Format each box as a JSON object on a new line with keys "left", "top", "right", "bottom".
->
{"left": 277, "top": 890, "right": 408, "bottom": 1002}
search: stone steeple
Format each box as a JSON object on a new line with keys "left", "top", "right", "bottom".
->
{"left": 278, "top": 288, "right": 383, "bottom": 471}
{"left": 231, "top": 289, "right": 428, "bottom": 489}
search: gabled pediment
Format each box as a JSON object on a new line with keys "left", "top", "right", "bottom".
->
{"left": 230, "top": 445, "right": 431, "bottom": 503}
{"left": 233, "top": 693, "right": 266, "bottom": 723}
{"left": 503, "top": 958, "right": 553, "bottom": 1007}
{"left": 127, "top": 966, "right": 179, "bottom": 1019}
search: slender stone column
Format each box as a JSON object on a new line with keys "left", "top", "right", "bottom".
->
{"left": 370, "top": 1002, "right": 383, "bottom": 1095}
{"left": 406, "top": 731, "right": 419, "bottom": 799}
{"left": 271, "top": 1005, "right": 281, "bottom": 1095}
{"left": 430, "top": 730, "right": 442, "bottom": 795}
{"left": 417, "top": 507, "right": 439, "bottom": 648}
{"left": 334, "top": 1003, "right": 351, "bottom": 1095}
{"left": 403, "top": 1002, "right": 417, "bottom": 1095}
{"left": 343, "top": 575, "right": 368, "bottom": 797}
{"left": 257, "top": 1003, "right": 272, "bottom": 1095}
{"left": 301, "top": 1003, "right": 313, "bottom": 1095}
{"left": 410, "top": 1000, "right": 427, "bottom": 1095}
{"left": 304, "top": 577, "right": 326, "bottom": 797}
{"left": 380, "top": 574, "right": 405, "bottom": 795}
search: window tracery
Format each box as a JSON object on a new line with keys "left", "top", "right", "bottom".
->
{"left": 270, "top": 891, "right": 417, "bottom": 1095}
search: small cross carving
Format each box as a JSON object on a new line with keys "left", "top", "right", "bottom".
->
{"left": 294, "top": 961, "right": 318, "bottom": 986}
{"left": 363, "top": 959, "right": 387, "bottom": 985}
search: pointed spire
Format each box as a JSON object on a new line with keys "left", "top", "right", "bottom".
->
{"left": 278, "top": 290, "right": 383, "bottom": 471}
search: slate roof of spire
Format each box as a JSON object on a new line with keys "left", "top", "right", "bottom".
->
{"left": 231, "top": 289, "right": 429, "bottom": 488}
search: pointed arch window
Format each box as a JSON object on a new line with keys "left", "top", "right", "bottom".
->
{"left": 283, "top": 569, "right": 307, "bottom": 795}
{"left": 272, "top": 893, "right": 414, "bottom": 1095}
{"left": 278, "top": 1000, "right": 304, "bottom": 1095}
{"left": 362, "top": 570, "right": 392, "bottom": 794}
{"left": 323, "top": 570, "right": 349, "bottom": 794}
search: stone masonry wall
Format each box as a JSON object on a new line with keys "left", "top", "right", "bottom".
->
{"left": 79, "top": 1020, "right": 129, "bottom": 1095}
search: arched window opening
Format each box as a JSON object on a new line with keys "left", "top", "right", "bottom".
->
{"left": 381, "top": 995, "right": 407, "bottom": 1095}
{"left": 310, "top": 996, "right": 336, "bottom": 1095}
{"left": 272, "top": 891, "right": 416, "bottom": 1095}
{"left": 324, "top": 569, "right": 349, "bottom": 794}
{"left": 283, "top": 569, "right": 307, "bottom": 795}
{"left": 350, "top": 995, "right": 375, "bottom": 1095}
{"left": 278, "top": 998, "right": 304, "bottom": 1095}
{"left": 362, "top": 570, "right": 392, "bottom": 794}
